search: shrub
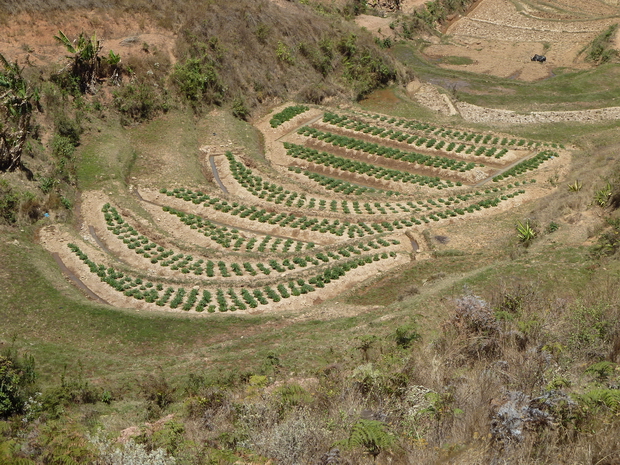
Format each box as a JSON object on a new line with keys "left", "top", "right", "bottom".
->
{"left": 171, "top": 57, "right": 225, "bottom": 108}
{"left": 231, "top": 96, "right": 250, "bottom": 120}
{"left": 0, "top": 350, "right": 37, "bottom": 419}
{"left": 113, "top": 80, "right": 169, "bottom": 123}
{"left": 275, "top": 41, "right": 294, "bottom": 64}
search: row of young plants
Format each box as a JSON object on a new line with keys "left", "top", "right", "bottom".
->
{"left": 354, "top": 112, "right": 567, "bottom": 149}
{"left": 161, "top": 184, "right": 529, "bottom": 239}
{"left": 157, "top": 188, "right": 315, "bottom": 251}
{"left": 269, "top": 105, "right": 310, "bottom": 128}
{"left": 287, "top": 167, "right": 392, "bottom": 196}
{"left": 66, "top": 242, "right": 397, "bottom": 312}
{"left": 289, "top": 167, "right": 523, "bottom": 214}
{"left": 227, "top": 151, "right": 505, "bottom": 219}
{"left": 362, "top": 113, "right": 566, "bottom": 149}
{"left": 228, "top": 152, "right": 532, "bottom": 221}
{"left": 164, "top": 203, "right": 403, "bottom": 238}
{"left": 102, "top": 203, "right": 397, "bottom": 278}
{"left": 298, "top": 126, "right": 482, "bottom": 170}
{"left": 283, "top": 142, "right": 455, "bottom": 190}
{"left": 413, "top": 190, "right": 527, "bottom": 222}
{"left": 226, "top": 152, "right": 406, "bottom": 213}
{"left": 162, "top": 184, "right": 432, "bottom": 237}
{"left": 492, "top": 150, "right": 558, "bottom": 182}
{"left": 322, "top": 113, "right": 511, "bottom": 159}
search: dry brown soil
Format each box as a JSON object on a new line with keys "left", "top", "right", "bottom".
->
{"left": 0, "top": 11, "right": 177, "bottom": 72}
{"left": 424, "top": 0, "right": 620, "bottom": 81}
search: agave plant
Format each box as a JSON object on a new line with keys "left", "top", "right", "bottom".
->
{"left": 594, "top": 182, "right": 612, "bottom": 207}
{"left": 567, "top": 180, "right": 583, "bottom": 192}
{"left": 516, "top": 220, "right": 536, "bottom": 244}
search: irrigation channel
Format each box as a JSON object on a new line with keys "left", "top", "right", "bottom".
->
{"left": 209, "top": 155, "right": 228, "bottom": 194}
{"left": 52, "top": 253, "right": 110, "bottom": 305}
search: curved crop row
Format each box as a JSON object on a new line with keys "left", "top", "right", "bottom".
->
{"left": 227, "top": 152, "right": 530, "bottom": 219}
{"left": 298, "top": 126, "right": 481, "bottom": 169}
{"left": 290, "top": 167, "right": 512, "bottom": 213}
{"left": 270, "top": 105, "right": 310, "bottom": 128}
{"left": 493, "top": 151, "right": 558, "bottom": 182}
{"left": 349, "top": 112, "right": 554, "bottom": 151}
{"left": 156, "top": 190, "right": 313, "bottom": 251}
{"left": 161, "top": 184, "right": 529, "bottom": 238}
{"left": 286, "top": 167, "right": 391, "bottom": 196}
{"left": 67, "top": 243, "right": 397, "bottom": 312}
{"left": 324, "top": 112, "right": 523, "bottom": 156}
{"left": 228, "top": 152, "right": 484, "bottom": 216}
{"left": 283, "top": 142, "right": 454, "bottom": 190}
{"left": 162, "top": 191, "right": 418, "bottom": 237}
{"left": 162, "top": 185, "right": 425, "bottom": 237}
{"left": 102, "top": 203, "right": 398, "bottom": 278}
{"left": 226, "top": 152, "right": 405, "bottom": 214}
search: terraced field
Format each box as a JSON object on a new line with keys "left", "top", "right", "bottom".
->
{"left": 424, "top": 0, "right": 620, "bottom": 81}
{"left": 41, "top": 104, "right": 569, "bottom": 314}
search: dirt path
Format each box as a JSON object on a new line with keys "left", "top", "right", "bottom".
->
{"left": 411, "top": 81, "right": 620, "bottom": 124}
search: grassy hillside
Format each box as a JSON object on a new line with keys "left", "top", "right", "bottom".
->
{"left": 2, "top": 1, "right": 620, "bottom": 464}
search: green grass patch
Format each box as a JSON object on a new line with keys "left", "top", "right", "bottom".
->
{"left": 77, "top": 120, "right": 134, "bottom": 191}
{"left": 440, "top": 56, "right": 474, "bottom": 65}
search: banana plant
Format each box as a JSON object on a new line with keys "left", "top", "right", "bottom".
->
{"left": 54, "top": 30, "right": 102, "bottom": 94}
{"left": 0, "top": 54, "right": 38, "bottom": 172}
{"left": 106, "top": 50, "right": 122, "bottom": 85}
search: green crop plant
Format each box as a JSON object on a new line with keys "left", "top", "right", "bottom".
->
{"left": 269, "top": 105, "right": 309, "bottom": 127}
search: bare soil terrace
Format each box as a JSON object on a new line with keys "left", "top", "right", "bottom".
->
{"left": 423, "top": 0, "right": 620, "bottom": 81}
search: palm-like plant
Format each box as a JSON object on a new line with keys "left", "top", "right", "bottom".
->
{"left": 0, "top": 54, "right": 38, "bottom": 172}
{"left": 54, "top": 30, "right": 102, "bottom": 94}
{"left": 106, "top": 50, "right": 122, "bottom": 86}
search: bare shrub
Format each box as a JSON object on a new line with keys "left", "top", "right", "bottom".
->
{"left": 450, "top": 294, "right": 500, "bottom": 336}
{"left": 251, "top": 408, "right": 331, "bottom": 465}
{"left": 441, "top": 294, "right": 502, "bottom": 363}
{"left": 91, "top": 435, "right": 176, "bottom": 465}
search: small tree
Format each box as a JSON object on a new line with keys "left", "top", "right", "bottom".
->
{"left": 54, "top": 30, "right": 102, "bottom": 94}
{"left": 106, "top": 50, "right": 122, "bottom": 86}
{"left": 0, "top": 54, "right": 38, "bottom": 172}
{"left": 0, "top": 349, "right": 37, "bottom": 419}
